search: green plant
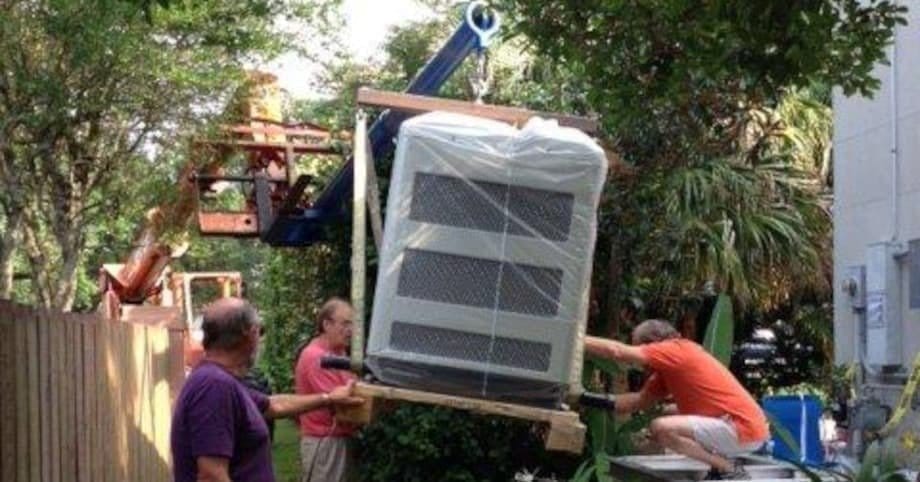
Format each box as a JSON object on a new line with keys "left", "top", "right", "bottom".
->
{"left": 768, "top": 383, "right": 830, "bottom": 407}
{"left": 702, "top": 294, "right": 734, "bottom": 367}
{"left": 354, "top": 405, "right": 557, "bottom": 482}
{"left": 771, "top": 413, "right": 910, "bottom": 482}
{"left": 571, "top": 412, "right": 652, "bottom": 482}
{"left": 803, "top": 440, "right": 909, "bottom": 482}
{"left": 571, "top": 356, "right": 657, "bottom": 482}
{"left": 270, "top": 419, "right": 303, "bottom": 482}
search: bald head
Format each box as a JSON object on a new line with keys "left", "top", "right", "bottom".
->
{"left": 315, "top": 297, "right": 354, "bottom": 350}
{"left": 315, "top": 297, "right": 351, "bottom": 334}
{"left": 201, "top": 297, "right": 260, "bottom": 351}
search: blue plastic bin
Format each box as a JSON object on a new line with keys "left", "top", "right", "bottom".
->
{"left": 762, "top": 395, "right": 824, "bottom": 466}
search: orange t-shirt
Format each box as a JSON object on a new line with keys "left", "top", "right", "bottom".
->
{"left": 639, "top": 339, "right": 769, "bottom": 443}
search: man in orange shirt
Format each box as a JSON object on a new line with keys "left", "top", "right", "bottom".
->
{"left": 585, "top": 319, "right": 768, "bottom": 480}
{"left": 295, "top": 298, "right": 357, "bottom": 482}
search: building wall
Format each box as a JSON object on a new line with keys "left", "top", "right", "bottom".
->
{"left": 833, "top": 7, "right": 920, "bottom": 466}
{"left": 833, "top": 6, "right": 920, "bottom": 371}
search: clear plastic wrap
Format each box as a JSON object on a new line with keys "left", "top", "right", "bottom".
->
{"left": 366, "top": 111, "right": 607, "bottom": 407}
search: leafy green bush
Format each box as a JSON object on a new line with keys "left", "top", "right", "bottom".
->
{"left": 355, "top": 405, "right": 572, "bottom": 482}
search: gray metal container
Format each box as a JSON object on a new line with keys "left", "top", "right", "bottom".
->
{"left": 366, "top": 112, "right": 607, "bottom": 407}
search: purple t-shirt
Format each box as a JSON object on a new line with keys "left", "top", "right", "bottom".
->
{"left": 171, "top": 361, "right": 273, "bottom": 482}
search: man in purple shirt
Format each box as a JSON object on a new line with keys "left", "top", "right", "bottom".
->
{"left": 171, "top": 297, "right": 362, "bottom": 482}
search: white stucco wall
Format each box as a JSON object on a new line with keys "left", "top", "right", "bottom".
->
{"left": 833, "top": 4, "right": 920, "bottom": 383}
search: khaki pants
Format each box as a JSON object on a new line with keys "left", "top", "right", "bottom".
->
{"left": 300, "top": 436, "right": 351, "bottom": 482}
{"left": 687, "top": 415, "right": 765, "bottom": 457}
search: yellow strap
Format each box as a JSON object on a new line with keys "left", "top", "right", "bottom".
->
{"left": 878, "top": 350, "right": 920, "bottom": 437}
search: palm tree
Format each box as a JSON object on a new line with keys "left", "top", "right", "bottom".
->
{"left": 598, "top": 86, "right": 833, "bottom": 325}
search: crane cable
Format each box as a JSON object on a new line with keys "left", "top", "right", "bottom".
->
{"left": 470, "top": 50, "right": 491, "bottom": 104}
{"left": 465, "top": 1, "right": 500, "bottom": 104}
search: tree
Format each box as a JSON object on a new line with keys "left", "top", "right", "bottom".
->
{"left": 494, "top": 0, "right": 902, "bottom": 332}
{"left": 0, "top": 0, "right": 334, "bottom": 310}
{"left": 496, "top": 0, "right": 905, "bottom": 164}
{"left": 252, "top": 2, "right": 902, "bottom": 478}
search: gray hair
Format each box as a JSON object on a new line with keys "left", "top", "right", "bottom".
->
{"left": 202, "top": 297, "right": 259, "bottom": 351}
{"left": 315, "top": 297, "right": 351, "bottom": 334}
{"left": 632, "top": 319, "right": 680, "bottom": 344}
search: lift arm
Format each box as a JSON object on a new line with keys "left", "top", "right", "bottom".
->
{"left": 260, "top": 2, "right": 500, "bottom": 246}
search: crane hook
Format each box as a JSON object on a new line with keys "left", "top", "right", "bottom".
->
{"left": 465, "top": 1, "right": 501, "bottom": 50}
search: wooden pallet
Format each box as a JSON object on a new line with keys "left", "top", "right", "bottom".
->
{"left": 335, "top": 381, "right": 586, "bottom": 454}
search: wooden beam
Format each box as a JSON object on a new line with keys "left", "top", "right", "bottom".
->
{"left": 356, "top": 87, "right": 599, "bottom": 134}
{"left": 337, "top": 381, "right": 586, "bottom": 453}
{"left": 119, "top": 306, "right": 183, "bottom": 330}
{"left": 344, "top": 382, "right": 572, "bottom": 422}
{"left": 201, "top": 139, "right": 339, "bottom": 154}
{"left": 545, "top": 412, "right": 587, "bottom": 453}
{"left": 221, "top": 124, "right": 331, "bottom": 140}
{"left": 364, "top": 138, "right": 384, "bottom": 251}
{"left": 197, "top": 212, "right": 259, "bottom": 236}
{"left": 178, "top": 271, "right": 243, "bottom": 284}
{"left": 350, "top": 110, "right": 368, "bottom": 373}
{"left": 336, "top": 395, "right": 379, "bottom": 426}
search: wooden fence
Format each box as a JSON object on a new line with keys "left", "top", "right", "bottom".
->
{"left": 0, "top": 300, "right": 185, "bottom": 482}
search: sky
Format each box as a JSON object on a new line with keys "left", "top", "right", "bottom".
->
{"left": 264, "top": 0, "right": 438, "bottom": 99}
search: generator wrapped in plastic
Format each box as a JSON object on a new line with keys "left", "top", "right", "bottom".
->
{"left": 366, "top": 111, "right": 607, "bottom": 407}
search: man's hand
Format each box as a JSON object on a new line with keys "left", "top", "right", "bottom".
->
{"left": 327, "top": 381, "right": 364, "bottom": 406}
{"left": 614, "top": 391, "right": 662, "bottom": 415}
{"left": 265, "top": 383, "right": 362, "bottom": 419}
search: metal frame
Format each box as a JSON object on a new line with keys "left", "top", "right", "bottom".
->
{"left": 608, "top": 454, "right": 828, "bottom": 482}
{"left": 192, "top": 129, "right": 337, "bottom": 242}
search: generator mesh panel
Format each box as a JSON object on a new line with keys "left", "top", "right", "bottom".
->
{"left": 389, "top": 321, "right": 552, "bottom": 372}
{"left": 396, "top": 248, "right": 563, "bottom": 317}
{"left": 499, "top": 263, "right": 564, "bottom": 316}
{"left": 409, "top": 173, "right": 574, "bottom": 241}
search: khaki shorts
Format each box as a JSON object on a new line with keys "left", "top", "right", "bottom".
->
{"left": 300, "top": 436, "right": 352, "bottom": 482}
{"left": 687, "top": 416, "right": 765, "bottom": 457}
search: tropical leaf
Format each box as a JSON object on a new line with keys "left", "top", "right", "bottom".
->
{"left": 878, "top": 438, "right": 900, "bottom": 474}
{"left": 586, "top": 353, "right": 621, "bottom": 377}
{"left": 570, "top": 459, "right": 597, "bottom": 482}
{"left": 703, "top": 293, "right": 734, "bottom": 366}
{"left": 777, "top": 457, "right": 826, "bottom": 482}
{"left": 880, "top": 473, "right": 910, "bottom": 482}
{"left": 855, "top": 441, "right": 881, "bottom": 482}
{"left": 595, "top": 452, "right": 613, "bottom": 482}
{"left": 766, "top": 412, "right": 803, "bottom": 461}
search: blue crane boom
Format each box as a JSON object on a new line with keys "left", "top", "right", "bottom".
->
{"left": 263, "top": 4, "right": 499, "bottom": 246}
